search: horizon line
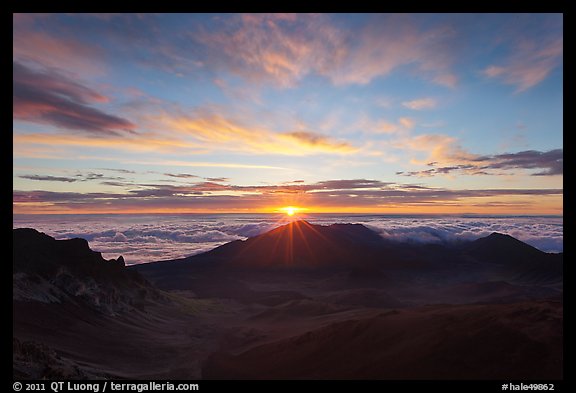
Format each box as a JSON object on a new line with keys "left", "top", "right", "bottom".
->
{"left": 12, "top": 212, "right": 564, "bottom": 218}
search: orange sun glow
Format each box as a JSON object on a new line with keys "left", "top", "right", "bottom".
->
{"left": 280, "top": 206, "right": 300, "bottom": 216}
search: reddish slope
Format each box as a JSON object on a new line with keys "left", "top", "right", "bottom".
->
{"left": 203, "top": 301, "right": 562, "bottom": 380}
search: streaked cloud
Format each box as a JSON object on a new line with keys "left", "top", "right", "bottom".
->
{"left": 359, "top": 116, "right": 415, "bottom": 135}
{"left": 402, "top": 98, "right": 437, "bottom": 110}
{"left": 279, "top": 131, "right": 355, "bottom": 152}
{"left": 13, "top": 132, "right": 203, "bottom": 155}
{"left": 160, "top": 110, "right": 357, "bottom": 155}
{"left": 196, "top": 13, "right": 343, "bottom": 87}
{"left": 196, "top": 13, "right": 458, "bottom": 88}
{"left": 396, "top": 134, "right": 475, "bottom": 165}
{"left": 13, "top": 61, "right": 135, "bottom": 134}
{"left": 13, "top": 177, "right": 562, "bottom": 215}
{"left": 18, "top": 172, "right": 127, "bottom": 183}
{"left": 13, "top": 14, "right": 105, "bottom": 75}
{"left": 397, "top": 148, "right": 563, "bottom": 177}
{"left": 163, "top": 173, "right": 200, "bottom": 179}
{"left": 473, "top": 149, "right": 563, "bottom": 176}
{"left": 19, "top": 175, "right": 78, "bottom": 183}
{"left": 324, "top": 16, "right": 458, "bottom": 87}
{"left": 482, "top": 36, "right": 562, "bottom": 92}
{"left": 12, "top": 14, "right": 563, "bottom": 215}
{"left": 398, "top": 117, "right": 415, "bottom": 129}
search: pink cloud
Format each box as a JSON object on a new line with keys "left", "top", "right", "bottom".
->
{"left": 398, "top": 117, "right": 415, "bottom": 129}
{"left": 197, "top": 14, "right": 458, "bottom": 88}
{"left": 402, "top": 98, "right": 437, "bottom": 110}
{"left": 396, "top": 134, "right": 476, "bottom": 167}
{"left": 13, "top": 18, "right": 105, "bottom": 76}
{"left": 331, "top": 18, "right": 457, "bottom": 88}
{"left": 359, "top": 117, "right": 415, "bottom": 135}
{"left": 482, "top": 37, "right": 562, "bottom": 92}
{"left": 13, "top": 61, "right": 135, "bottom": 135}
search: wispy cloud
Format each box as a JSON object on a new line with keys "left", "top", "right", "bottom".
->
{"left": 163, "top": 173, "right": 200, "bottom": 179}
{"left": 279, "top": 131, "right": 356, "bottom": 152}
{"left": 482, "top": 36, "right": 562, "bottom": 92}
{"left": 13, "top": 132, "right": 204, "bottom": 156}
{"left": 13, "top": 177, "right": 562, "bottom": 215}
{"left": 13, "top": 14, "right": 105, "bottom": 75}
{"left": 98, "top": 168, "right": 137, "bottom": 174}
{"left": 402, "top": 98, "right": 437, "bottom": 110}
{"left": 13, "top": 61, "right": 135, "bottom": 134}
{"left": 397, "top": 148, "right": 563, "bottom": 177}
{"left": 19, "top": 175, "right": 78, "bottom": 183}
{"left": 473, "top": 149, "right": 563, "bottom": 176}
{"left": 196, "top": 13, "right": 458, "bottom": 88}
{"left": 357, "top": 116, "right": 415, "bottom": 135}
{"left": 132, "top": 160, "right": 287, "bottom": 170}
{"left": 324, "top": 15, "right": 458, "bottom": 87}
{"left": 18, "top": 172, "right": 127, "bottom": 183}
{"left": 396, "top": 134, "right": 475, "bottom": 165}
{"left": 160, "top": 109, "right": 357, "bottom": 155}
{"left": 196, "top": 13, "right": 344, "bottom": 88}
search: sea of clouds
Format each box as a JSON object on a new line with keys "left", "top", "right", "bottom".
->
{"left": 13, "top": 214, "right": 563, "bottom": 265}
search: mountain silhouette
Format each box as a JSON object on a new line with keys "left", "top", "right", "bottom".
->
{"left": 466, "top": 232, "right": 546, "bottom": 262}
{"left": 136, "top": 221, "right": 562, "bottom": 292}
{"left": 14, "top": 228, "right": 128, "bottom": 280}
{"left": 203, "top": 220, "right": 386, "bottom": 268}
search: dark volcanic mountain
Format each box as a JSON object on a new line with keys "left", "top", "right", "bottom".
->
{"left": 136, "top": 220, "right": 563, "bottom": 295}
{"left": 191, "top": 220, "right": 386, "bottom": 268}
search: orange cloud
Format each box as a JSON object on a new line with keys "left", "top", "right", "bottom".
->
{"left": 398, "top": 117, "right": 415, "bottom": 130}
{"left": 159, "top": 111, "right": 357, "bottom": 155}
{"left": 13, "top": 180, "right": 563, "bottom": 215}
{"left": 13, "top": 132, "right": 203, "bottom": 155}
{"left": 280, "top": 132, "right": 354, "bottom": 153}
{"left": 396, "top": 134, "right": 478, "bottom": 167}
{"left": 358, "top": 117, "right": 416, "bottom": 135}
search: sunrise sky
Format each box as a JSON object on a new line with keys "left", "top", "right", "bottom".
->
{"left": 13, "top": 13, "right": 563, "bottom": 215}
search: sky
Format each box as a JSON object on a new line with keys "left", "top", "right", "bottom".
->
{"left": 13, "top": 13, "right": 563, "bottom": 215}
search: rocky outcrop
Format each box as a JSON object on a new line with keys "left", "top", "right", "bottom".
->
{"left": 13, "top": 228, "right": 164, "bottom": 315}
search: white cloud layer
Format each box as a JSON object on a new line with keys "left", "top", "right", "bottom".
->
{"left": 13, "top": 214, "right": 563, "bottom": 265}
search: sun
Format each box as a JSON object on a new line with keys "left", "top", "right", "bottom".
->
{"left": 281, "top": 206, "right": 299, "bottom": 216}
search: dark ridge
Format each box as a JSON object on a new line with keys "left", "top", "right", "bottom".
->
{"left": 13, "top": 228, "right": 148, "bottom": 288}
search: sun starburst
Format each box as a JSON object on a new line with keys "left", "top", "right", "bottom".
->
{"left": 280, "top": 206, "right": 300, "bottom": 216}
